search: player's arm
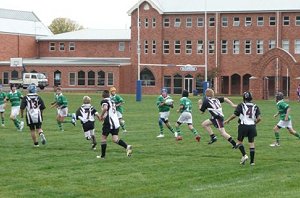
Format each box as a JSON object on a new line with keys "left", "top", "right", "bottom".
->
{"left": 99, "top": 103, "right": 108, "bottom": 121}
{"left": 20, "top": 97, "right": 26, "bottom": 118}
{"left": 177, "top": 104, "right": 184, "bottom": 113}
{"left": 224, "top": 114, "right": 237, "bottom": 124}
{"left": 224, "top": 97, "right": 237, "bottom": 108}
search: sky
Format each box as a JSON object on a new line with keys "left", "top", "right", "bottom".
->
{"left": 1, "top": 0, "right": 138, "bottom": 29}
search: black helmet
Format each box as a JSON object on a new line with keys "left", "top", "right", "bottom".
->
{"left": 182, "top": 90, "right": 189, "bottom": 97}
{"left": 243, "top": 91, "right": 252, "bottom": 102}
{"left": 275, "top": 92, "right": 284, "bottom": 101}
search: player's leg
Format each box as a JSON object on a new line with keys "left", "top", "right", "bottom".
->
{"left": 112, "top": 129, "right": 132, "bottom": 157}
{"left": 29, "top": 124, "right": 39, "bottom": 147}
{"left": 37, "top": 124, "right": 46, "bottom": 145}
{"left": 270, "top": 123, "right": 281, "bottom": 146}
{"left": 97, "top": 126, "right": 108, "bottom": 159}
{"left": 202, "top": 119, "right": 217, "bottom": 144}
{"left": 286, "top": 120, "right": 300, "bottom": 139}
{"left": 219, "top": 127, "right": 237, "bottom": 148}
{"left": 188, "top": 123, "right": 201, "bottom": 142}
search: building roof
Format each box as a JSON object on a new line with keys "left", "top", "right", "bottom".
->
{"left": 128, "top": 0, "right": 300, "bottom": 15}
{"left": 37, "top": 29, "right": 131, "bottom": 41}
{"left": 0, "top": 57, "right": 131, "bottom": 66}
{"left": 0, "top": 8, "right": 52, "bottom": 36}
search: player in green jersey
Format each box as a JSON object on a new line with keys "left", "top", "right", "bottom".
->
{"left": 110, "top": 87, "right": 127, "bottom": 132}
{"left": 0, "top": 84, "right": 7, "bottom": 127}
{"left": 5, "top": 84, "right": 24, "bottom": 131}
{"left": 270, "top": 92, "right": 300, "bottom": 147}
{"left": 51, "top": 86, "right": 76, "bottom": 131}
{"left": 175, "top": 90, "right": 201, "bottom": 142}
{"left": 156, "top": 88, "right": 175, "bottom": 138}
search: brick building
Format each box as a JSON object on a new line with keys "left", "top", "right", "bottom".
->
{"left": 1, "top": 0, "right": 300, "bottom": 99}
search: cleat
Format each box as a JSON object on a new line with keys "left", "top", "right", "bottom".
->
{"left": 250, "top": 163, "right": 255, "bottom": 166}
{"left": 126, "top": 145, "right": 133, "bottom": 157}
{"left": 40, "top": 133, "right": 46, "bottom": 145}
{"left": 208, "top": 136, "right": 217, "bottom": 144}
{"left": 96, "top": 155, "right": 105, "bottom": 159}
{"left": 174, "top": 132, "right": 178, "bottom": 137}
{"left": 270, "top": 142, "right": 280, "bottom": 147}
{"left": 92, "top": 143, "right": 97, "bottom": 150}
{"left": 71, "top": 113, "right": 76, "bottom": 126}
{"left": 176, "top": 136, "right": 183, "bottom": 141}
{"left": 123, "top": 129, "right": 127, "bottom": 133}
{"left": 157, "top": 134, "right": 164, "bottom": 138}
{"left": 19, "top": 121, "right": 24, "bottom": 131}
{"left": 195, "top": 135, "right": 201, "bottom": 142}
{"left": 240, "top": 155, "right": 248, "bottom": 165}
{"left": 1, "top": 124, "right": 5, "bottom": 127}
{"left": 33, "top": 144, "right": 39, "bottom": 148}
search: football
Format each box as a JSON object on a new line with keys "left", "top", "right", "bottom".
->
{"left": 164, "top": 98, "right": 174, "bottom": 105}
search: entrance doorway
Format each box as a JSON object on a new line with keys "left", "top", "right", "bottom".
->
{"left": 184, "top": 76, "right": 193, "bottom": 93}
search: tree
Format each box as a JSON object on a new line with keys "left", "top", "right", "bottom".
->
{"left": 48, "top": 18, "right": 83, "bottom": 34}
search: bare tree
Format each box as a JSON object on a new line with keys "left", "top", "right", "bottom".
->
{"left": 48, "top": 18, "right": 84, "bottom": 34}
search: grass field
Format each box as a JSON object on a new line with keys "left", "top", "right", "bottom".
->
{"left": 1, "top": 91, "right": 300, "bottom": 198}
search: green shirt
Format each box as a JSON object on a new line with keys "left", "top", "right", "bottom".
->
{"left": 276, "top": 100, "right": 291, "bottom": 121}
{"left": 156, "top": 95, "right": 172, "bottom": 112}
{"left": 0, "top": 92, "right": 6, "bottom": 105}
{"left": 56, "top": 93, "right": 68, "bottom": 108}
{"left": 111, "top": 94, "right": 124, "bottom": 113}
{"left": 6, "top": 90, "right": 23, "bottom": 107}
{"left": 179, "top": 97, "right": 192, "bottom": 113}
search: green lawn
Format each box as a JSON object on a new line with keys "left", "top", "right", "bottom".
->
{"left": 1, "top": 92, "right": 300, "bottom": 198}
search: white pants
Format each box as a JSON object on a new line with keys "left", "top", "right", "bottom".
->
{"left": 177, "top": 112, "right": 192, "bottom": 124}
{"left": 10, "top": 106, "right": 20, "bottom": 118}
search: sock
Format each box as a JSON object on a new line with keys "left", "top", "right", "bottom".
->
{"left": 167, "top": 125, "right": 175, "bottom": 134}
{"left": 101, "top": 142, "right": 107, "bottom": 158}
{"left": 67, "top": 113, "right": 72, "bottom": 117}
{"left": 120, "top": 120, "right": 126, "bottom": 130}
{"left": 210, "top": 134, "right": 216, "bottom": 139}
{"left": 293, "top": 132, "right": 300, "bottom": 139}
{"left": 190, "top": 128, "right": 199, "bottom": 136}
{"left": 175, "top": 125, "right": 182, "bottom": 136}
{"left": 13, "top": 119, "right": 20, "bottom": 129}
{"left": 250, "top": 148, "right": 255, "bottom": 164}
{"left": 116, "top": 139, "right": 127, "bottom": 149}
{"left": 1, "top": 118, "right": 4, "bottom": 124}
{"left": 159, "top": 119, "right": 164, "bottom": 134}
{"left": 91, "top": 135, "right": 97, "bottom": 145}
{"left": 228, "top": 137, "right": 237, "bottom": 147}
{"left": 57, "top": 120, "right": 63, "bottom": 130}
{"left": 239, "top": 144, "right": 246, "bottom": 156}
{"left": 275, "top": 132, "right": 280, "bottom": 143}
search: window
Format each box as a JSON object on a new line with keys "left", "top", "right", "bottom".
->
{"left": 222, "top": 16, "right": 228, "bottom": 27}
{"left": 256, "top": 40, "right": 264, "bottom": 54}
{"left": 197, "top": 40, "right": 204, "bottom": 54}
{"left": 59, "top": 42, "right": 65, "bottom": 51}
{"left": 197, "top": 17, "right": 204, "bottom": 27}
{"left": 173, "top": 74, "right": 183, "bottom": 94}
{"left": 163, "top": 40, "right": 170, "bottom": 54}
{"left": 69, "top": 73, "right": 76, "bottom": 86}
{"left": 245, "top": 17, "right": 252, "bottom": 26}
{"left": 107, "top": 72, "right": 114, "bottom": 86}
{"left": 257, "top": 16, "right": 264, "bottom": 26}
{"left": 144, "top": 40, "right": 148, "bottom": 54}
{"left": 141, "top": 68, "right": 155, "bottom": 86}
{"left": 88, "top": 71, "right": 95, "bottom": 85}
{"left": 54, "top": 70, "right": 61, "bottom": 86}
{"left": 208, "top": 40, "right": 215, "bottom": 54}
{"left": 185, "top": 40, "right": 192, "bottom": 54}
{"left": 98, "top": 71, "right": 105, "bottom": 86}
{"left": 152, "top": 17, "right": 156, "bottom": 28}
{"left": 209, "top": 17, "right": 215, "bottom": 27}
{"left": 221, "top": 40, "right": 227, "bottom": 54}
{"left": 163, "top": 17, "right": 170, "bottom": 27}
{"left": 119, "top": 42, "right": 125, "bottom": 51}
{"left": 3, "top": 72, "right": 9, "bottom": 84}
{"left": 245, "top": 40, "right": 252, "bottom": 54}
{"left": 49, "top": 42, "right": 55, "bottom": 51}
{"left": 295, "top": 40, "right": 300, "bottom": 54}
{"left": 69, "top": 42, "right": 75, "bottom": 51}
{"left": 233, "top": 40, "right": 240, "bottom": 54}
{"left": 174, "top": 18, "right": 181, "bottom": 27}
{"left": 269, "top": 16, "right": 276, "bottom": 26}
{"left": 152, "top": 40, "right": 156, "bottom": 54}
{"left": 186, "top": 17, "right": 192, "bottom": 27}
{"left": 144, "top": 18, "right": 149, "bottom": 28}
{"left": 282, "top": 40, "right": 289, "bottom": 52}
{"left": 11, "top": 70, "right": 18, "bottom": 80}
{"left": 283, "top": 16, "right": 290, "bottom": 26}
{"left": 78, "top": 71, "right": 85, "bottom": 85}
{"left": 269, "top": 40, "right": 276, "bottom": 49}
{"left": 174, "top": 40, "right": 181, "bottom": 54}
{"left": 163, "top": 76, "right": 171, "bottom": 93}
{"left": 296, "top": 16, "right": 300, "bottom": 26}
{"left": 233, "top": 17, "right": 240, "bottom": 26}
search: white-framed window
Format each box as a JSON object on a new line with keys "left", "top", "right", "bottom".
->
{"left": 269, "top": 40, "right": 276, "bottom": 49}
{"left": 98, "top": 71, "right": 105, "bottom": 86}
{"left": 163, "top": 17, "right": 170, "bottom": 27}
{"left": 49, "top": 42, "right": 55, "bottom": 51}
{"left": 296, "top": 16, "right": 300, "bottom": 26}
{"left": 152, "top": 17, "right": 156, "bottom": 28}
{"left": 269, "top": 16, "right": 276, "bottom": 26}
{"left": 245, "top": 40, "right": 252, "bottom": 54}
{"left": 245, "top": 17, "right": 252, "bottom": 26}
{"left": 186, "top": 17, "right": 192, "bottom": 27}
{"left": 197, "top": 17, "right": 204, "bottom": 27}
{"left": 59, "top": 42, "right": 65, "bottom": 51}
{"left": 233, "top": 17, "right": 240, "bottom": 26}
{"left": 119, "top": 42, "right": 125, "bottom": 51}
{"left": 221, "top": 40, "right": 228, "bottom": 54}
{"left": 295, "top": 40, "right": 300, "bottom": 54}
{"left": 145, "top": 18, "right": 149, "bottom": 28}
{"left": 208, "top": 40, "right": 215, "bottom": 54}
{"left": 282, "top": 40, "right": 289, "bottom": 52}
{"left": 163, "top": 40, "right": 170, "bottom": 54}
{"left": 256, "top": 40, "right": 264, "bottom": 54}
{"left": 174, "top": 40, "right": 181, "bottom": 54}
{"left": 69, "top": 72, "right": 76, "bottom": 86}
{"left": 77, "top": 71, "right": 85, "bottom": 86}
{"left": 197, "top": 40, "right": 204, "bottom": 54}
{"left": 185, "top": 40, "right": 192, "bottom": 54}
{"left": 283, "top": 16, "right": 290, "bottom": 26}
{"left": 69, "top": 42, "right": 75, "bottom": 51}
{"left": 88, "top": 71, "right": 95, "bottom": 85}
{"left": 209, "top": 17, "right": 215, "bottom": 27}
{"left": 233, "top": 40, "right": 240, "bottom": 54}
{"left": 222, "top": 16, "right": 228, "bottom": 27}
{"left": 174, "top": 18, "right": 181, "bottom": 27}
{"left": 257, "top": 16, "right": 264, "bottom": 26}
{"left": 107, "top": 72, "right": 114, "bottom": 86}
{"left": 144, "top": 40, "right": 148, "bottom": 54}
{"left": 152, "top": 40, "right": 156, "bottom": 54}
{"left": 3, "top": 72, "right": 9, "bottom": 84}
